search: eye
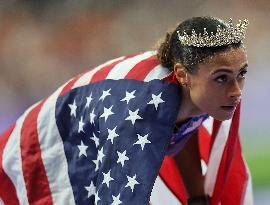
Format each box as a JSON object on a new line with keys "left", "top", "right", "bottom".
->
{"left": 238, "top": 70, "right": 247, "bottom": 79}
{"left": 214, "top": 75, "right": 228, "bottom": 83}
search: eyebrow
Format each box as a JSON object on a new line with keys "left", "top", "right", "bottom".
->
{"left": 211, "top": 63, "right": 248, "bottom": 75}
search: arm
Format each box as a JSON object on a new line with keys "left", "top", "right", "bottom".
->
{"left": 173, "top": 130, "right": 208, "bottom": 204}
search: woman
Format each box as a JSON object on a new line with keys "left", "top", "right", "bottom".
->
{"left": 0, "top": 16, "right": 252, "bottom": 205}
{"left": 152, "top": 16, "right": 250, "bottom": 205}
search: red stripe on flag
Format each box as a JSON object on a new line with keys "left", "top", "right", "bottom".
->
{"left": 0, "top": 124, "right": 20, "bottom": 205}
{"left": 90, "top": 54, "right": 137, "bottom": 83}
{"left": 60, "top": 72, "right": 86, "bottom": 96}
{"left": 210, "top": 104, "right": 241, "bottom": 205}
{"left": 125, "top": 55, "right": 160, "bottom": 80}
{"left": 221, "top": 137, "right": 247, "bottom": 205}
{"left": 159, "top": 156, "right": 187, "bottom": 204}
{"left": 20, "top": 100, "right": 53, "bottom": 205}
{"left": 161, "top": 71, "right": 179, "bottom": 85}
{"left": 199, "top": 126, "right": 211, "bottom": 164}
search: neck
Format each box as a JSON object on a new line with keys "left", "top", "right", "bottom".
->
{"left": 176, "top": 86, "right": 204, "bottom": 124}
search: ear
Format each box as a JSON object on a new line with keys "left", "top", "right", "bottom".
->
{"left": 174, "top": 63, "right": 188, "bottom": 85}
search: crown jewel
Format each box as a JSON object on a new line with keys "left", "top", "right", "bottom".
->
{"left": 177, "top": 18, "right": 249, "bottom": 47}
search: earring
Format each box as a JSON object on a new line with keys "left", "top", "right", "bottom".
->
{"left": 182, "top": 80, "right": 191, "bottom": 88}
{"left": 182, "top": 73, "right": 189, "bottom": 87}
{"left": 181, "top": 82, "right": 188, "bottom": 87}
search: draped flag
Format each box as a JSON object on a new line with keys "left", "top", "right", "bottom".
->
{"left": 150, "top": 106, "right": 254, "bottom": 205}
{"left": 0, "top": 51, "right": 253, "bottom": 205}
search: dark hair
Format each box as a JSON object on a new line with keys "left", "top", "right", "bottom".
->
{"left": 157, "top": 16, "right": 243, "bottom": 72}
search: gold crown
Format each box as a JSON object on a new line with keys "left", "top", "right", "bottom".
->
{"left": 177, "top": 18, "right": 249, "bottom": 47}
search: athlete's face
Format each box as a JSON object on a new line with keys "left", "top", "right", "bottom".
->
{"left": 184, "top": 48, "right": 248, "bottom": 121}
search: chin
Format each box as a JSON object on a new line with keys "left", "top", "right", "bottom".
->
{"left": 216, "top": 113, "right": 235, "bottom": 121}
{"left": 216, "top": 115, "right": 233, "bottom": 121}
{"left": 210, "top": 110, "right": 235, "bottom": 121}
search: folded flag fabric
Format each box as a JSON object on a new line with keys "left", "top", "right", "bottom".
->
{"left": 151, "top": 109, "right": 254, "bottom": 205}
{"left": 0, "top": 51, "right": 253, "bottom": 205}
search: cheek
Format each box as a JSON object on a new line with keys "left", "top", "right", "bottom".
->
{"left": 190, "top": 83, "right": 223, "bottom": 109}
{"left": 190, "top": 84, "right": 211, "bottom": 106}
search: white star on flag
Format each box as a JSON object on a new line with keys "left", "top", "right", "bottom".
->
{"left": 117, "top": 150, "right": 129, "bottom": 167}
{"left": 125, "top": 174, "right": 139, "bottom": 192}
{"left": 78, "top": 117, "right": 85, "bottom": 133}
{"left": 68, "top": 100, "right": 77, "bottom": 117}
{"left": 111, "top": 194, "right": 122, "bottom": 205}
{"left": 120, "top": 90, "right": 136, "bottom": 104}
{"left": 90, "top": 133, "right": 99, "bottom": 148}
{"left": 107, "top": 126, "right": 119, "bottom": 144}
{"left": 125, "top": 109, "right": 142, "bottom": 125}
{"left": 99, "top": 88, "right": 111, "bottom": 101}
{"left": 134, "top": 133, "right": 151, "bottom": 150}
{"left": 102, "top": 170, "right": 114, "bottom": 188}
{"left": 92, "top": 158, "right": 99, "bottom": 172}
{"left": 95, "top": 191, "right": 100, "bottom": 205}
{"left": 89, "top": 108, "right": 96, "bottom": 124}
{"left": 97, "top": 147, "right": 105, "bottom": 163}
{"left": 77, "top": 140, "right": 88, "bottom": 157}
{"left": 100, "top": 105, "right": 114, "bottom": 122}
{"left": 84, "top": 181, "right": 96, "bottom": 198}
{"left": 147, "top": 92, "right": 165, "bottom": 110}
{"left": 85, "top": 93, "right": 93, "bottom": 108}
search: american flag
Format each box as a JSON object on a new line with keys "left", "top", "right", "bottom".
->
{"left": 0, "top": 51, "right": 253, "bottom": 205}
{"left": 151, "top": 110, "right": 254, "bottom": 205}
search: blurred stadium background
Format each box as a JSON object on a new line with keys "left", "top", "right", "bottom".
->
{"left": 0, "top": 0, "right": 269, "bottom": 203}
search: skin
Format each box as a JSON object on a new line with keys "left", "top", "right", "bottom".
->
{"left": 173, "top": 47, "right": 248, "bottom": 202}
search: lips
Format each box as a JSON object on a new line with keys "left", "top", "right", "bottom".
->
{"left": 220, "top": 103, "right": 238, "bottom": 112}
{"left": 221, "top": 105, "right": 236, "bottom": 111}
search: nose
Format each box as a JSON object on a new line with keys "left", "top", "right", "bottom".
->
{"left": 229, "top": 80, "right": 242, "bottom": 99}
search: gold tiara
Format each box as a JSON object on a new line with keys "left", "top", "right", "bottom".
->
{"left": 177, "top": 18, "right": 249, "bottom": 47}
